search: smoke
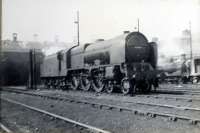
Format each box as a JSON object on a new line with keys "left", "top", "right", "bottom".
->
{"left": 24, "top": 41, "right": 71, "bottom": 56}
{"left": 157, "top": 33, "right": 200, "bottom": 67}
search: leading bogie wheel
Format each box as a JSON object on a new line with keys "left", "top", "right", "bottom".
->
{"left": 106, "top": 81, "right": 115, "bottom": 93}
{"left": 121, "top": 78, "right": 131, "bottom": 95}
{"left": 192, "top": 77, "right": 198, "bottom": 84}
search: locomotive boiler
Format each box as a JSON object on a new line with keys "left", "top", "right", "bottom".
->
{"left": 41, "top": 31, "right": 158, "bottom": 94}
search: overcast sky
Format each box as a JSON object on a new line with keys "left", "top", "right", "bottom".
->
{"left": 2, "top": 0, "right": 200, "bottom": 55}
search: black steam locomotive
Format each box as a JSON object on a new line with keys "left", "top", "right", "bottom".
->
{"left": 41, "top": 31, "right": 158, "bottom": 94}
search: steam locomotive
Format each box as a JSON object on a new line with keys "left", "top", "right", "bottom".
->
{"left": 40, "top": 31, "right": 158, "bottom": 94}
{"left": 158, "top": 54, "right": 200, "bottom": 84}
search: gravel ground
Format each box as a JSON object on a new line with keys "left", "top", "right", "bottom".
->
{"left": 36, "top": 89, "right": 200, "bottom": 107}
{"left": 159, "top": 84, "right": 200, "bottom": 90}
{"left": 29, "top": 85, "right": 200, "bottom": 110}
{"left": 159, "top": 84, "right": 200, "bottom": 93}
{"left": 0, "top": 128, "right": 8, "bottom": 133}
{"left": 2, "top": 91, "right": 200, "bottom": 124}
{"left": 1, "top": 99, "right": 94, "bottom": 133}
{"left": 24, "top": 90, "right": 200, "bottom": 120}
{"left": 1, "top": 92, "right": 200, "bottom": 133}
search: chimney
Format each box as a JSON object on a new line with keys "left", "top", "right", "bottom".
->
{"left": 13, "top": 33, "right": 17, "bottom": 41}
{"left": 95, "top": 39, "right": 104, "bottom": 42}
{"left": 33, "top": 34, "right": 38, "bottom": 41}
{"left": 55, "top": 35, "right": 59, "bottom": 43}
{"left": 152, "top": 37, "right": 158, "bottom": 42}
{"left": 123, "top": 31, "right": 130, "bottom": 34}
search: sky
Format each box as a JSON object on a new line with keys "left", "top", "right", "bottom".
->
{"left": 2, "top": 0, "right": 200, "bottom": 56}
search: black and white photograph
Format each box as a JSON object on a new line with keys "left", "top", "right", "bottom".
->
{"left": 0, "top": 0, "right": 200, "bottom": 132}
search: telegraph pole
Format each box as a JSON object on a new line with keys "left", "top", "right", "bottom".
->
{"left": 29, "top": 49, "right": 33, "bottom": 89}
{"left": 137, "top": 18, "right": 140, "bottom": 32}
{"left": 0, "top": 0, "right": 2, "bottom": 48}
{"left": 0, "top": 0, "right": 2, "bottom": 87}
{"left": 189, "top": 21, "right": 193, "bottom": 61}
{"left": 75, "top": 11, "right": 80, "bottom": 46}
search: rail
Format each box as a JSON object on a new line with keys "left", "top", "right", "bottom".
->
{"left": 1, "top": 98, "right": 111, "bottom": 133}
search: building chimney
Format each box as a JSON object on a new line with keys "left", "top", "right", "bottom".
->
{"left": 123, "top": 31, "right": 130, "bottom": 34}
{"left": 95, "top": 39, "right": 104, "bottom": 42}
{"left": 13, "top": 33, "right": 17, "bottom": 41}
{"left": 33, "top": 34, "right": 38, "bottom": 41}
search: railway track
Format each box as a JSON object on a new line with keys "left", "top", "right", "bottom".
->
{"left": 32, "top": 88, "right": 200, "bottom": 103}
{"left": 1, "top": 98, "right": 111, "bottom": 133}
{"left": 137, "top": 94, "right": 200, "bottom": 102}
{"left": 159, "top": 85, "right": 200, "bottom": 94}
{"left": 159, "top": 88, "right": 200, "bottom": 92}
{"left": 5, "top": 86, "right": 200, "bottom": 102}
{"left": 4, "top": 86, "right": 200, "bottom": 102}
{"left": 0, "top": 123, "right": 12, "bottom": 133}
{"left": 1, "top": 88, "right": 200, "bottom": 126}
